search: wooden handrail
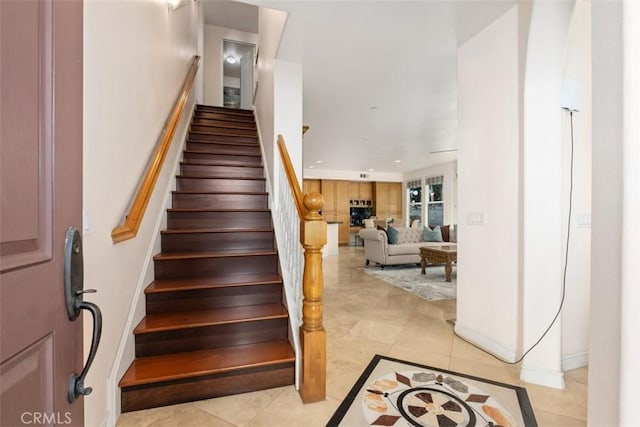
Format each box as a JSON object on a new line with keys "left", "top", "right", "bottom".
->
{"left": 277, "top": 135, "right": 306, "bottom": 219}
{"left": 276, "top": 135, "right": 327, "bottom": 403}
{"left": 111, "top": 56, "right": 200, "bottom": 243}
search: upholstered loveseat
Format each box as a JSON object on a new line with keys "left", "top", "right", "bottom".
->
{"left": 358, "top": 225, "right": 456, "bottom": 268}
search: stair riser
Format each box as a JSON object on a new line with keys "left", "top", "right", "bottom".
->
{"left": 121, "top": 363, "right": 294, "bottom": 413}
{"left": 172, "top": 193, "right": 268, "bottom": 209}
{"left": 154, "top": 254, "right": 278, "bottom": 280}
{"left": 188, "top": 132, "right": 258, "bottom": 144}
{"left": 185, "top": 142, "right": 261, "bottom": 156}
{"left": 161, "top": 231, "right": 274, "bottom": 253}
{"left": 146, "top": 284, "right": 283, "bottom": 314}
{"left": 183, "top": 152, "right": 262, "bottom": 166}
{"left": 190, "top": 125, "right": 257, "bottom": 137}
{"left": 194, "top": 111, "right": 255, "bottom": 123}
{"left": 167, "top": 210, "right": 272, "bottom": 229}
{"left": 192, "top": 117, "right": 256, "bottom": 129}
{"left": 135, "top": 318, "right": 288, "bottom": 357}
{"left": 176, "top": 177, "right": 265, "bottom": 193}
{"left": 179, "top": 164, "right": 264, "bottom": 179}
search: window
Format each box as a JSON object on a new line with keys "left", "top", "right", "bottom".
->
{"left": 406, "top": 179, "right": 422, "bottom": 227}
{"left": 426, "top": 176, "right": 444, "bottom": 226}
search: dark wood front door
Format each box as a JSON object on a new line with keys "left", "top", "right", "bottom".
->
{"left": 1, "top": 1, "right": 84, "bottom": 425}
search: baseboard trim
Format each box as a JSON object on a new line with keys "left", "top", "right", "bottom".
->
{"left": 454, "top": 323, "right": 518, "bottom": 363}
{"left": 562, "top": 351, "right": 589, "bottom": 371}
{"left": 520, "top": 365, "right": 565, "bottom": 389}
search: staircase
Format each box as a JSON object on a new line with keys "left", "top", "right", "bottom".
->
{"left": 119, "top": 105, "right": 295, "bottom": 413}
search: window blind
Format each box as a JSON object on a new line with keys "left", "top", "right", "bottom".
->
{"left": 426, "top": 175, "right": 443, "bottom": 186}
{"left": 406, "top": 179, "right": 421, "bottom": 189}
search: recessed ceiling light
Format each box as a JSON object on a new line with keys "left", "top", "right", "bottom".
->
{"left": 394, "top": 160, "right": 401, "bottom": 163}
{"left": 309, "top": 165, "right": 315, "bottom": 169}
{"left": 316, "top": 160, "right": 323, "bottom": 164}
{"left": 368, "top": 168, "right": 374, "bottom": 172}
{"left": 226, "top": 56, "right": 237, "bottom": 64}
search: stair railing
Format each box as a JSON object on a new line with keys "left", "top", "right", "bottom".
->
{"left": 111, "top": 56, "right": 201, "bottom": 243}
{"left": 276, "top": 135, "right": 326, "bottom": 402}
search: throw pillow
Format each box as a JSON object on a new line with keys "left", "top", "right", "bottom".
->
{"left": 377, "top": 225, "right": 390, "bottom": 244}
{"left": 386, "top": 225, "right": 400, "bottom": 244}
{"left": 440, "top": 225, "right": 450, "bottom": 242}
{"left": 423, "top": 225, "right": 443, "bottom": 242}
{"left": 450, "top": 225, "right": 457, "bottom": 243}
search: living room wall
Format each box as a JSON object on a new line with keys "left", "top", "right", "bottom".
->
{"left": 456, "top": 5, "right": 521, "bottom": 362}
{"left": 403, "top": 160, "right": 457, "bottom": 227}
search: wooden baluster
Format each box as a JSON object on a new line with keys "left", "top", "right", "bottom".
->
{"left": 299, "top": 191, "right": 327, "bottom": 402}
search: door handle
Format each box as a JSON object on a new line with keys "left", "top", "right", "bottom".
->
{"left": 63, "top": 226, "right": 103, "bottom": 403}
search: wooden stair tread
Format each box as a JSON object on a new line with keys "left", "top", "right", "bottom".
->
{"left": 161, "top": 227, "right": 273, "bottom": 234}
{"left": 172, "top": 190, "right": 268, "bottom": 195}
{"left": 188, "top": 135, "right": 258, "bottom": 143}
{"left": 176, "top": 175, "right": 266, "bottom": 181}
{"left": 154, "top": 250, "right": 277, "bottom": 261}
{"left": 193, "top": 114, "right": 255, "bottom": 123}
{"left": 180, "top": 162, "right": 263, "bottom": 169}
{"left": 119, "top": 341, "right": 295, "bottom": 387}
{"left": 134, "top": 303, "right": 288, "bottom": 334}
{"left": 188, "top": 130, "right": 256, "bottom": 138}
{"left": 190, "top": 123, "right": 257, "bottom": 131}
{"left": 146, "top": 273, "right": 283, "bottom": 294}
{"left": 167, "top": 208, "right": 270, "bottom": 213}
{"left": 187, "top": 139, "right": 259, "bottom": 147}
{"left": 196, "top": 105, "right": 253, "bottom": 114}
{"left": 182, "top": 150, "right": 261, "bottom": 157}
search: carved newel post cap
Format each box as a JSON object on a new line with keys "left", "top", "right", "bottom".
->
{"left": 303, "top": 192, "right": 324, "bottom": 218}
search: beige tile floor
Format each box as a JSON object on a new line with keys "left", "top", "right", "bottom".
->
{"left": 117, "top": 246, "right": 587, "bottom": 427}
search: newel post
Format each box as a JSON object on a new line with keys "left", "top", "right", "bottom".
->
{"left": 299, "top": 192, "right": 327, "bottom": 402}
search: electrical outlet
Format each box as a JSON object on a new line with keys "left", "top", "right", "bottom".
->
{"left": 466, "top": 212, "right": 487, "bottom": 225}
{"left": 576, "top": 213, "right": 591, "bottom": 228}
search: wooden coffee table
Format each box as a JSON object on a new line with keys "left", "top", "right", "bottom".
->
{"left": 420, "top": 245, "right": 457, "bottom": 282}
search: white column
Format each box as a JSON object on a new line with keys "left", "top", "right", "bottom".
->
{"left": 520, "top": 0, "right": 574, "bottom": 389}
{"left": 620, "top": 2, "right": 640, "bottom": 424}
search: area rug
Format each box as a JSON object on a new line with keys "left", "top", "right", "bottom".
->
{"left": 327, "top": 355, "right": 537, "bottom": 427}
{"left": 360, "top": 265, "right": 456, "bottom": 301}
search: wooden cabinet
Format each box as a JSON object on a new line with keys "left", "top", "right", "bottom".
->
{"left": 320, "top": 180, "right": 350, "bottom": 245}
{"left": 348, "top": 182, "right": 373, "bottom": 202}
{"left": 303, "top": 179, "right": 321, "bottom": 195}
{"left": 321, "top": 180, "right": 349, "bottom": 215}
{"left": 359, "top": 182, "right": 373, "bottom": 201}
{"left": 374, "top": 182, "right": 403, "bottom": 224}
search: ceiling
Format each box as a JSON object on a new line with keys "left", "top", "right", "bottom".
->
{"left": 203, "top": 0, "right": 516, "bottom": 174}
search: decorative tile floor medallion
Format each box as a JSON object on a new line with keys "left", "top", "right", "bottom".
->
{"left": 328, "top": 355, "right": 536, "bottom": 427}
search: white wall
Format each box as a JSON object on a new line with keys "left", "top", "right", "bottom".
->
{"left": 560, "top": 0, "right": 592, "bottom": 372}
{"left": 254, "top": 7, "right": 288, "bottom": 184}
{"left": 83, "top": 2, "right": 200, "bottom": 426}
{"left": 274, "top": 60, "right": 303, "bottom": 183}
{"left": 520, "top": 0, "right": 574, "bottom": 389}
{"left": 404, "top": 161, "right": 458, "bottom": 227}
{"left": 203, "top": 24, "right": 258, "bottom": 106}
{"left": 588, "top": 6, "right": 622, "bottom": 421}
{"left": 223, "top": 76, "right": 241, "bottom": 88}
{"left": 455, "top": 6, "right": 521, "bottom": 362}
{"left": 620, "top": 3, "right": 640, "bottom": 424}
